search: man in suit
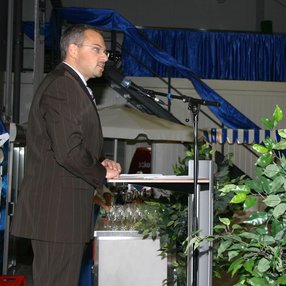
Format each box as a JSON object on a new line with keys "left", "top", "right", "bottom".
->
{"left": 11, "top": 24, "right": 121, "bottom": 286}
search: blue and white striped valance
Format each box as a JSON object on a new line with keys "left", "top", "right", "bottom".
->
{"left": 203, "top": 128, "right": 280, "bottom": 145}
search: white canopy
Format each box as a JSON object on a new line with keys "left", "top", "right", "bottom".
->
{"left": 98, "top": 105, "right": 200, "bottom": 142}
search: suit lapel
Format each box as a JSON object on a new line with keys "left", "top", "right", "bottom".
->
{"left": 58, "top": 63, "right": 103, "bottom": 135}
{"left": 59, "top": 63, "right": 96, "bottom": 106}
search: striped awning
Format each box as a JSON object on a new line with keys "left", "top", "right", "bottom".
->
{"left": 203, "top": 128, "right": 280, "bottom": 145}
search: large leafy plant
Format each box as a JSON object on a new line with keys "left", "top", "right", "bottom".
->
{"left": 187, "top": 105, "right": 286, "bottom": 285}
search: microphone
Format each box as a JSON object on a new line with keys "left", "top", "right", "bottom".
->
{"left": 185, "top": 96, "right": 221, "bottom": 107}
{"left": 106, "top": 68, "right": 142, "bottom": 91}
{"left": 120, "top": 77, "right": 140, "bottom": 90}
{"left": 106, "top": 69, "right": 166, "bottom": 105}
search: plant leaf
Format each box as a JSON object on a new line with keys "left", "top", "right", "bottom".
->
{"left": 263, "top": 137, "right": 275, "bottom": 149}
{"left": 264, "top": 164, "right": 280, "bottom": 178}
{"left": 219, "top": 217, "right": 231, "bottom": 226}
{"left": 262, "top": 235, "right": 276, "bottom": 244}
{"left": 243, "top": 259, "right": 254, "bottom": 273}
{"left": 219, "top": 184, "right": 237, "bottom": 196}
{"left": 278, "top": 129, "right": 286, "bottom": 139}
{"left": 273, "top": 203, "right": 286, "bottom": 219}
{"left": 256, "top": 153, "right": 273, "bottom": 167}
{"left": 248, "top": 277, "right": 268, "bottom": 286}
{"left": 260, "top": 176, "right": 271, "bottom": 194}
{"left": 276, "top": 276, "right": 286, "bottom": 285}
{"left": 273, "top": 105, "right": 283, "bottom": 123}
{"left": 167, "top": 220, "right": 174, "bottom": 227}
{"left": 271, "top": 220, "right": 284, "bottom": 236}
{"left": 243, "top": 195, "right": 257, "bottom": 210}
{"left": 261, "top": 117, "right": 274, "bottom": 129}
{"left": 239, "top": 232, "right": 259, "bottom": 240}
{"left": 273, "top": 141, "right": 286, "bottom": 150}
{"left": 217, "top": 240, "right": 232, "bottom": 257}
{"left": 228, "top": 250, "right": 239, "bottom": 261}
{"left": 228, "top": 258, "right": 243, "bottom": 277}
{"left": 252, "top": 144, "right": 269, "bottom": 154}
{"left": 257, "top": 257, "right": 271, "bottom": 272}
{"left": 270, "top": 175, "right": 286, "bottom": 193}
{"left": 263, "top": 195, "right": 281, "bottom": 207}
{"left": 245, "top": 180, "right": 263, "bottom": 193}
{"left": 233, "top": 185, "right": 251, "bottom": 194}
{"left": 232, "top": 224, "right": 243, "bottom": 230}
{"left": 231, "top": 193, "right": 247, "bottom": 204}
{"left": 244, "top": 212, "right": 268, "bottom": 225}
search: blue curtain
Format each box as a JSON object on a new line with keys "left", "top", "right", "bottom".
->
{"left": 35, "top": 7, "right": 260, "bottom": 129}
{"left": 122, "top": 30, "right": 286, "bottom": 82}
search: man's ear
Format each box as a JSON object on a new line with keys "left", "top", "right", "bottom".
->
{"left": 67, "top": 43, "right": 79, "bottom": 59}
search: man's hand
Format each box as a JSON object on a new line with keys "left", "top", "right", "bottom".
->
{"left": 101, "top": 159, "right": 122, "bottom": 179}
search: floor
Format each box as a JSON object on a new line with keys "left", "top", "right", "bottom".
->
{"left": 6, "top": 237, "right": 33, "bottom": 286}
{"left": 11, "top": 264, "right": 33, "bottom": 286}
{"left": 10, "top": 264, "right": 236, "bottom": 286}
{"left": 7, "top": 238, "right": 237, "bottom": 286}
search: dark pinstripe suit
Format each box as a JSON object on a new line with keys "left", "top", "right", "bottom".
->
{"left": 11, "top": 63, "right": 106, "bottom": 284}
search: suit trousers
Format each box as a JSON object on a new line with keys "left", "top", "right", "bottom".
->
{"left": 31, "top": 240, "right": 86, "bottom": 286}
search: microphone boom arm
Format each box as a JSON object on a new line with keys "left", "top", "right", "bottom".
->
{"left": 144, "top": 89, "right": 220, "bottom": 107}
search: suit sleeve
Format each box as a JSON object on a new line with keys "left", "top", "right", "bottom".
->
{"left": 39, "top": 76, "right": 106, "bottom": 187}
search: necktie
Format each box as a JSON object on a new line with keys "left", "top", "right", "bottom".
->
{"left": 86, "top": 85, "right": 96, "bottom": 104}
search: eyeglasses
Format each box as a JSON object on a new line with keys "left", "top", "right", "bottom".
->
{"left": 76, "top": 44, "right": 110, "bottom": 58}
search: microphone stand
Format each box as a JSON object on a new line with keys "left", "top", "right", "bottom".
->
{"left": 144, "top": 88, "right": 219, "bottom": 286}
{"left": 144, "top": 89, "right": 220, "bottom": 107}
{"left": 188, "top": 98, "right": 201, "bottom": 286}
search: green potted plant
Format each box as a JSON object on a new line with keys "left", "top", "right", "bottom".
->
{"left": 187, "top": 105, "right": 286, "bottom": 285}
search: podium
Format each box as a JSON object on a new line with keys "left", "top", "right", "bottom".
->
{"left": 93, "top": 231, "right": 167, "bottom": 286}
{"left": 104, "top": 163, "right": 213, "bottom": 286}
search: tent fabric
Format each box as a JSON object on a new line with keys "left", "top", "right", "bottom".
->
{"left": 41, "top": 7, "right": 260, "bottom": 130}
{"left": 203, "top": 128, "right": 279, "bottom": 144}
{"left": 98, "top": 105, "right": 201, "bottom": 142}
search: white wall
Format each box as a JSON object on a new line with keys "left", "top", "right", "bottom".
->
{"left": 24, "top": 0, "right": 286, "bottom": 33}
{"left": 60, "top": 0, "right": 258, "bottom": 31}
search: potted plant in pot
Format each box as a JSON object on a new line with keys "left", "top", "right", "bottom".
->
{"left": 187, "top": 105, "right": 286, "bottom": 285}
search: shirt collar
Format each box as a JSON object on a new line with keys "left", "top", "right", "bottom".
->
{"left": 63, "top": 62, "right": 87, "bottom": 86}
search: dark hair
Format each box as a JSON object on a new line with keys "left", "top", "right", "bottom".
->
{"left": 60, "top": 24, "right": 103, "bottom": 60}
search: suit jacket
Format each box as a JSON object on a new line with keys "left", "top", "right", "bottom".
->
{"left": 11, "top": 63, "right": 106, "bottom": 243}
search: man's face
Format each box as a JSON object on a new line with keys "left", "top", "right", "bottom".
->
{"left": 73, "top": 30, "right": 109, "bottom": 80}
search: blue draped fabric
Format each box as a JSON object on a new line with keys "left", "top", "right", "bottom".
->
{"left": 46, "top": 7, "right": 260, "bottom": 129}
{"left": 122, "top": 30, "right": 286, "bottom": 82}
{"left": 23, "top": 21, "right": 51, "bottom": 48}
{"left": 0, "top": 142, "right": 8, "bottom": 274}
